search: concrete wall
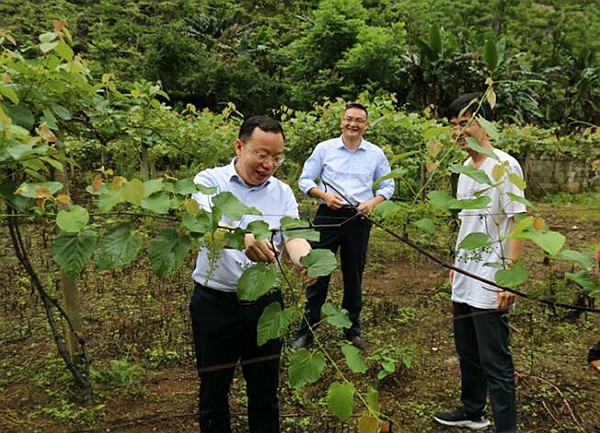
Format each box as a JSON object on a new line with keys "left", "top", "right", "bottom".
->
{"left": 522, "top": 153, "right": 599, "bottom": 198}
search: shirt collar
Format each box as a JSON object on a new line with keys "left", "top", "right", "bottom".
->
{"left": 337, "top": 135, "right": 366, "bottom": 151}
{"left": 228, "top": 158, "right": 271, "bottom": 189}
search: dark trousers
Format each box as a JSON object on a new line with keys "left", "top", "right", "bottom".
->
{"left": 453, "top": 302, "right": 517, "bottom": 433}
{"left": 189, "top": 283, "right": 283, "bottom": 433}
{"left": 300, "top": 205, "right": 371, "bottom": 338}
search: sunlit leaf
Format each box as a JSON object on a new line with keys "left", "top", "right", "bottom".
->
{"left": 365, "top": 387, "right": 381, "bottom": 415}
{"left": 414, "top": 218, "right": 435, "bottom": 235}
{"left": 257, "top": 302, "right": 297, "bottom": 346}
{"left": 449, "top": 164, "right": 492, "bottom": 185}
{"left": 53, "top": 229, "right": 96, "bottom": 276}
{"left": 328, "top": 382, "right": 354, "bottom": 422}
{"left": 213, "top": 191, "right": 260, "bottom": 220}
{"left": 95, "top": 223, "right": 142, "bottom": 270}
{"left": 514, "top": 229, "right": 565, "bottom": 257}
{"left": 140, "top": 192, "right": 171, "bottom": 214}
{"left": 358, "top": 414, "right": 379, "bottom": 433}
{"left": 247, "top": 220, "right": 271, "bottom": 241}
{"left": 15, "top": 181, "right": 62, "bottom": 198}
{"left": 465, "top": 137, "right": 499, "bottom": 160}
{"left": 559, "top": 249, "right": 593, "bottom": 271}
{"left": 300, "top": 249, "right": 337, "bottom": 278}
{"left": 475, "top": 116, "right": 499, "bottom": 141}
{"left": 288, "top": 349, "right": 326, "bottom": 388}
{"left": 143, "top": 179, "right": 164, "bottom": 197}
{"left": 457, "top": 232, "right": 491, "bottom": 251}
{"left": 495, "top": 261, "right": 528, "bottom": 287}
{"left": 56, "top": 205, "right": 89, "bottom": 232}
{"left": 507, "top": 193, "right": 534, "bottom": 210}
{"left": 98, "top": 189, "right": 123, "bottom": 212}
{"left": 280, "top": 216, "right": 320, "bottom": 241}
{"left": 342, "top": 344, "right": 367, "bottom": 373}
{"left": 508, "top": 172, "right": 526, "bottom": 191}
{"left": 322, "top": 302, "right": 352, "bottom": 329}
{"left": 122, "top": 179, "right": 144, "bottom": 205}
{"left": 237, "top": 263, "right": 276, "bottom": 301}
{"left": 147, "top": 228, "right": 192, "bottom": 276}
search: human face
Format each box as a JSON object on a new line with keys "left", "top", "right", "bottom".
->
{"left": 341, "top": 107, "right": 368, "bottom": 142}
{"left": 450, "top": 112, "right": 487, "bottom": 150}
{"left": 234, "top": 128, "right": 285, "bottom": 186}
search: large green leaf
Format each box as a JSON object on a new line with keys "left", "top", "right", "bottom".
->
{"left": 237, "top": 263, "right": 276, "bottom": 301}
{"left": 483, "top": 40, "right": 499, "bottom": 72}
{"left": 328, "top": 382, "right": 354, "bottom": 422}
{"left": 98, "top": 189, "right": 123, "bottom": 212}
{"left": 143, "top": 179, "right": 164, "bottom": 197}
{"left": 457, "top": 232, "right": 491, "bottom": 251}
{"left": 280, "top": 216, "right": 320, "bottom": 241}
{"left": 341, "top": 344, "right": 367, "bottom": 373}
{"left": 224, "top": 228, "right": 246, "bottom": 250}
{"left": 288, "top": 349, "right": 326, "bottom": 388}
{"left": 507, "top": 193, "right": 534, "bottom": 210}
{"left": 414, "top": 218, "right": 435, "bottom": 235}
{"left": 495, "top": 261, "right": 528, "bottom": 287}
{"left": 257, "top": 302, "right": 297, "bottom": 346}
{"left": 15, "top": 181, "right": 63, "bottom": 198}
{"left": 299, "top": 249, "right": 337, "bottom": 278}
{"left": 174, "top": 178, "right": 202, "bottom": 195}
{"left": 212, "top": 191, "right": 260, "bottom": 220}
{"left": 56, "top": 205, "right": 89, "bottom": 233}
{"left": 322, "top": 302, "right": 352, "bottom": 329}
{"left": 141, "top": 192, "right": 171, "bottom": 214}
{"left": 427, "top": 190, "right": 454, "bottom": 211}
{"left": 5, "top": 104, "right": 34, "bottom": 129}
{"left": 247, "top": 220, "right": 271, "bottom": 241}
{"left": 428, "top": 25, "right": 442, "bottom": 57}
{"left": 565, "top": 270, "right": 596, "bottom": 291}
{"left": 147, "top": 228, "right": 192, "bottom": 276}
{"left": 451, "top": 196, "right": 492, "bottom": 210}
{"left": 53, "top": 230, "right": 97, "bottom": 276}
{"left": 449, "top": 164, "right": 492, "bottom": 185}
{"left": 559, "top": 249, "right": 592, "bottom": 271}
{"left": 95, "top": 223, "right": 142, "bottom": 271}
{"left": 182, "top": 211, "right": 213, "bottom": 235}
{"left": 365, "top": 387, "right": 381, "bottom": 415}
{"left": 465, "top": 137, "right": 499, "bottom": 160}
{"left": 475, "top": 116, "right": 500, "bottom": 142}
{"left": 515, "top": 229, "right": 565, "bottom": 257}
{"left": 122, "top": 179, "right": 144, "bottom": 205}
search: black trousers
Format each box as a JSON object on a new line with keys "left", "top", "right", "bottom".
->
{"left": 300, "top": 205, "right": 371, "bottom": 338}
{"left": 189, "top": 283, "right": 283, "bottom": 433}
{"left": 453, "top": 302, "right": 517, "bottom": 433}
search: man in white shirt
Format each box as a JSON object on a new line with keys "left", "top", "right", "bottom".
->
{"left": 433, "top": 94, "right": 526, "bottom": 433}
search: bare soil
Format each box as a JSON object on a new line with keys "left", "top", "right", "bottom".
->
{"left": 1, "top": 202, "right": 599, "bottom": 433}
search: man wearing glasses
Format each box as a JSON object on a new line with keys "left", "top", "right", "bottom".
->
{"left": 292, "top": 103, "right": 395, "bottom": 350}
{"left": 190, "top": 115, "right": 313, "bottom": 432}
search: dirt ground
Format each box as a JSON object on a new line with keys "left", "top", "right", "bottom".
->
{"left": 0, "top": 200, "right": 599, "bottom": 433}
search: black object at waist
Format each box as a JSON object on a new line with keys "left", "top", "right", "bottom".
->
{"left": 194, "top": 282, "right": 276, "bottom": 306}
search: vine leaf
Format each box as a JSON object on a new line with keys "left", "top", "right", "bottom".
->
{"left": 565, "top": 270, "right": 596, "bottom": 291}
{"left": 428, "top": 190, "right": 491, "bottom": 211}
{"left": 122, "top": 178, "right": 144, "bottom": 205}
{"left": 237, "top": 263, "right": 276, "bottom": 301}
{"left": 142, "top": 179, "right": 163, "bottom": 197}
{"left": 328, "top": 382, "right": 354, "bottom": 422}
{"left": 449, "top": 164, "right": 492, "bottom": 185}
{"left": 299, "top": 249, "right": 337, "bottom": 278}
{"left": 559, "top": 249, "right": 592, "bottom": 271}
{"left": 56, "top": 205, "right": 89, "bottom": 232}
{"left": 288, "top": 349, "right": 326, "bottom": 389}
{"left": 280, "top": 216, "right": 320, "bottom": 241}
{"left": 212, "top": 191, "right": 260, "bottom": 220}
{"left": 141, "top": 192, "right": 171, "bottom": 214}
{"left": 53, "top": 229, "right": 97, "bottom": 276}
{"left": 147, "top": 228, "right": 192, "bottom": 276}
{"left": 495, "top": 261, "right": 528, "bottom": 287}
{"left": 175, "top": 178, "right": 202, "bottom": 195}
{"left": 341, "top": 344, "right": 368, "bottom": 373}
{"left": 365, "top": 387, "right": 381, "bottom": 415}
{"left": 322, "top": 302, "right": 352, "bottom": 329}
{"left": 182, "top": 211, "right": 212, "bottom": 235}
{"left": 475, "top": 115, "right": 500, "bottom": 141}
{"left": 224, "top": 227, "right": 246, "bottom": 250}
{"left": 414, "top": 217, "right": 435, "bottom": 235}
{"left": 95, "top": 223, "right": 142, "bottom": 270}
{"left": 457, "top": 232, "right": 491, "bottom": 251}
{"left": 358, "top": 414, "right": 379, "bottom": 433}
{"left": 257, "top": 302, "right": 297, "bottom": 346}
{"left": 247, "top": 220, "right": 271, "bottom": 241}
{"left": 98, "top": 188, "right": 123, "bottom": 212}
{"left": 513, "top": 229, "right": 565, "bottom": 257}
{"left": 465, "top": 137, "right": 499, "bottom": 160}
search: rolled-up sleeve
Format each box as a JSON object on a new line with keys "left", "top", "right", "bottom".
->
{"left": 298, "top": 145, "right": 323, "bottom": 196}
{"left": 373, "top": 152, "right": 395, "bottom": 199}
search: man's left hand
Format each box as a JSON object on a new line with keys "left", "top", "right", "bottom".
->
{"left": 497, "top": 290, "right": 516, "bottom": 310}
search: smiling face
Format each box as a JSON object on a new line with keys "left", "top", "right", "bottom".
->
{"left": 450, "top": 112, "right": 487, "bottom": 150}
{"left": 341, "top": 106, "right": 368, "bottom": 144}
{"left": 234, "top": 127, "right": 285, "bottom": 186}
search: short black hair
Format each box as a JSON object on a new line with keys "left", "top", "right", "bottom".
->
{"left": 239, "top": 115, "right": 285, "bottom": 142}
{"left": 447, "top": 93, "right": 493, "bottom": 121}
{"left": 345, "top": 103, "right": 368, "bottom": 117}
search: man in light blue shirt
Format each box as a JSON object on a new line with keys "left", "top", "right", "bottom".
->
{"left": 189, "top": 115, "right": 312, "bottom": 433}
{"left": 293, "top": 103, "right": 395, "bottom": 350}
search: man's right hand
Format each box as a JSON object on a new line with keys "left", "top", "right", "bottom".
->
{"left": 244, "top": 234, "right": 278, "bottom": 263}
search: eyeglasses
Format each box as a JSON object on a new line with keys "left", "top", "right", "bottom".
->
{"left": 244, "top": 143, "right": 285, "bottom": 165}
{"left": 342, "top": 116, "right": 367, "bottom": 124}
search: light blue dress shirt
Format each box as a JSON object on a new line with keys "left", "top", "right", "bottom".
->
{"left": 191, "top": 159, "right": 299, "bottom": 292}
{"left": 298, "top": 136, "right": 395, "bottom": 205}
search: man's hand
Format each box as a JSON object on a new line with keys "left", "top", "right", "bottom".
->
{"left": 298, "top": 265, "right": 317, "bottom": 287}
{"left": 357, "top": 195, "right": 385, "bottom": 214}
{"left": 244, "top": 234, "right": 279, "bottom": 263}
{"left": 497, "top": 290, "right": 516, "bottom": 310}
{"left": 323, "top": 192, "right": 344, "bottom": 210}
